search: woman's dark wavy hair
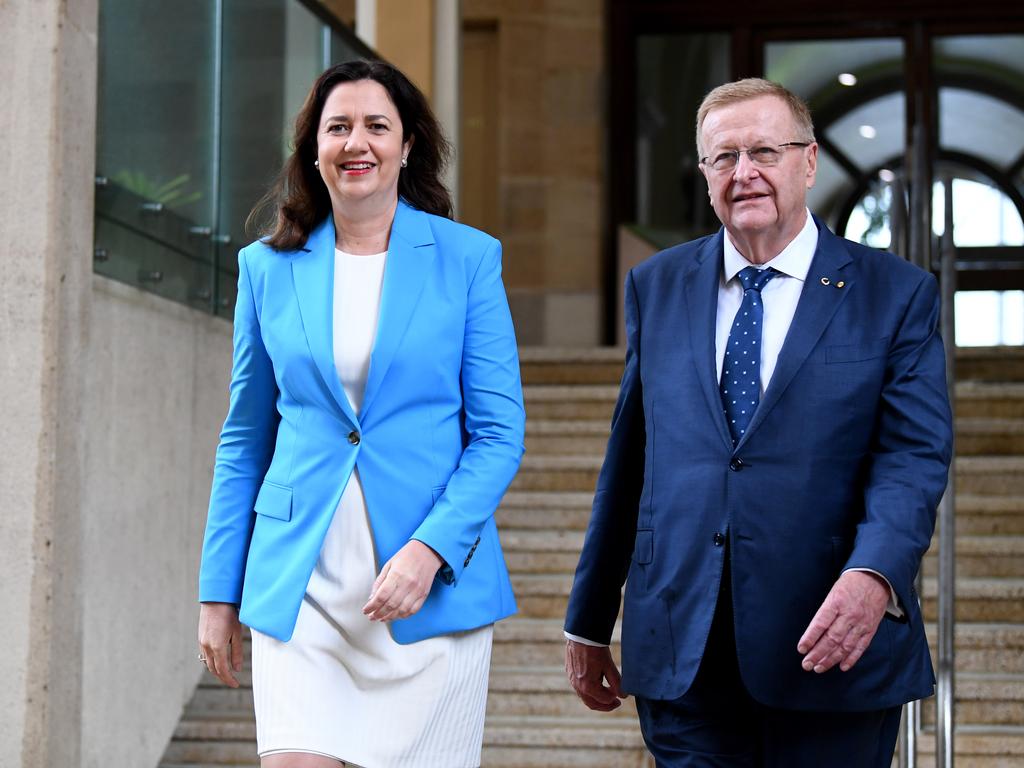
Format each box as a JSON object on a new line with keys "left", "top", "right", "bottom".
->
{"left": 248, "top": 59, "right": 454, "bottom": 251}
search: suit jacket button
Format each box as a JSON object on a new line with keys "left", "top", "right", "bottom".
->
{"left": 713, "top": 532, "right": 725, "bottom": 547}
{"left": 729, "top": 458, "right": 744, "bottom": 471}
{"left": 347, "top": 431, "right": 360, "bottom": 445}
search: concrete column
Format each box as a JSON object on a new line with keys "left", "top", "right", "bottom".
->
{"left": 433, "top": 0, "right": 461, "bottom": 215}
{"left": 0, "top": 0, "right": 97, "bottom": 764}
{"left": 355, "top": 0, "right": 377, "bottom": 48}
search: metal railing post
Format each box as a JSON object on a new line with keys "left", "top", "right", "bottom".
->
{"left": 935, "top": 175, "right": 958, "bottom": 768}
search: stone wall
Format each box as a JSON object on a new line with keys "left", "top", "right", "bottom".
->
{"left": 463, "top": 0, "right": 605, "bottom": 345}
{"left": 79, "top": 277, "right": 232, "bottom": 767}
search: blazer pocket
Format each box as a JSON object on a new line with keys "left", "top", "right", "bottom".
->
{"left": 825, "top": 337, "right": 890, "bottom": 364}
{"left": 254, "top": 480, "right": 292, "bottom": 521}
{"left": 633, "top": 528, "right": 654, "bottom": 564}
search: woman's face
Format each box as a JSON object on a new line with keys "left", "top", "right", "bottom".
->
{"left": 316, "top": 79, "right": 412, "bottom": 211}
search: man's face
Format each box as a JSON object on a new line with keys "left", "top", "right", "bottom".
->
{"left": 699, "top": 95, "right": 817, "bottom": 244}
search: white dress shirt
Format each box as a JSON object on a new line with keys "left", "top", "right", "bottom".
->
{"left": 566, "top": 211, "right": 898, "bottom": 648}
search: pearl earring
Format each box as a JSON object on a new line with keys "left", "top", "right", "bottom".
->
{"left": 314, "top": 160, "right": 320, "bottom": 168}
{"left": 401, "top": 156, "right": 408, "bottom": 168}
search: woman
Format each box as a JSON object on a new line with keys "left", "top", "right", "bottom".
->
{"left": 196, "top": 59, "right": 525, "bottom": 768}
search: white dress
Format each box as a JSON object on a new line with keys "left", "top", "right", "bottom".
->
{"left": 250, "top": 248, "right": 493, "bottom": 768}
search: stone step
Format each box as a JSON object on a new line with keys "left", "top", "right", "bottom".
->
{"left": 923, "top": 535, "right": 1024, "bottom": 578}
{"left": 484, "top": 715, "right": 646, "bottom": 748}
{"left": 497, "top": 492, "right": 594, "bottom": 531}
{"left": 520, "top": 375, "right": 1024, "bottom": 422}
{"left": 519, "top": 347, "right": 626, "bottom": 387}
{"left": 955, "top": 495, "right": 1024, "bottom": 536}
{"left": 920, "top": 674, "right": 1024, "bottom": 727}
{"left": 916, "top": 725, "right": 1024, "bottom": 767}
{"left": 509, "top": 455, "right": 602, "bottom": 493}
{"left": 161, "top": 738, "right": 258, "bottom": 765}
{"left": 957, "top": 418, "right": 1024, "bottom": 456}
{"left": 957, "top": 345, "right": 1024, "bottom": 382}
{"left": 186, "top": 684, "right": 254, "bottom": 714}
{"left": 483, "top": 715, "right": 649, "bottom": 767}
{"left": 506, "top": 449, "right": 1023, "bottom": 497}
{"left": 922, "top": 578, "right": 1024, "bottom": 623}
{"left": 957, "top": 382, "right": 1024, "bottom": 418}
{"left": 957, "top": 456, "right": 1024, "bottom": 496}
{"left": 519, "top": 346, "right": 1024, "bottom": 387}
{"left": 512, "top": 573, "right": 574, "bottom": 618}
{"left": 523, "top": 385, "right": 619, "bottom": 420}
{"left": 493, "top": 617, "right": 621, "bottom": 667}
{"left": 926, "top": 623, "right": 1024, "bottom": 675}
{"left": 496, "top": 491, "right": 1022, "bottom": 537}
{"left": 502, "top": 528, "right": 586, "bottom": 573}
{"left": 525, "top": 419, "right": 610, "bottom": 455}
{"left": 488, "top": 666, "right": 636, "bottom": 719}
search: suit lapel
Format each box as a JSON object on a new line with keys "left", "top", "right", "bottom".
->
{"left": 738, "top": 218, "right": 854, "bottom": 448}
{"left": 684, "top": 230, "right": 734, "bottom": 450}
{"left": 360, "top": 200, "right": 436, "bottom": 417}
{"left": 291, "top": 217, "right": 360, "bottom": 428}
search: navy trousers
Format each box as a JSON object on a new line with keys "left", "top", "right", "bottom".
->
{"left": 635, "top": 560, "right": 903, "bottom": 767}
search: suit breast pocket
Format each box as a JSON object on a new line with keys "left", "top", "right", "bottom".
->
{"left": 254, "top": 480, "right": 292, "bottom": 521}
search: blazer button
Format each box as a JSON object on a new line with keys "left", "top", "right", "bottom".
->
{"left": 713, "top": 532, "right": 725, "bottom": 547}
{"left": 729, "top": 457, "right": 744, "bottom": 471}
{"left": 347, "top": 431, "right": 360, "bottom": 445}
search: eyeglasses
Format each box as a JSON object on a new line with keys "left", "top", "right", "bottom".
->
{"left": 699, "top": 142, "right": 811, "bottom": 172}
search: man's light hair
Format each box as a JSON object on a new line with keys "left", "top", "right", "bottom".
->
{"left": 695, "top": 78, "right": 815, "bottom": 157}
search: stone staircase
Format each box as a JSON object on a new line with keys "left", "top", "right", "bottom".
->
{"left": 160, "top": 346, "right": 1024, "bottom": 767}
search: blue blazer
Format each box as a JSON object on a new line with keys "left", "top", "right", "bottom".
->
{"left": 199, "top": 200, "right": 525, "bottom": 643}
{"left": 565, "top": 218, "right": 952, "bottom": 710}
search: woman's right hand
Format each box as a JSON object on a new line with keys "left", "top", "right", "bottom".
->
{"left": 198, "top": 602, "right": 244, "bottom": 687}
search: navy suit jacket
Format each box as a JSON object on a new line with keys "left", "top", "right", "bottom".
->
{"left": 564, "top": 218, "right": 952, "bottom": 711}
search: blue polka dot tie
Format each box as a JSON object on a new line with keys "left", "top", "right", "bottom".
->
{"left": 721, "top": 266, "right": 778, "bottom": 446}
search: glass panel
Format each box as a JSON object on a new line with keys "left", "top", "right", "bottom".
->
{"left": 634, "top": 33, "right": 730, "bottom": 240}
{"left": 933, "top": 177, "right": 1024, "bottom": 247}
{"left": 935, "top": 34, "right": 1024, "bottom": 345}
{"left": 331, "top": 26, "right": 367, "bottom": 64}
{"left": 938, "top": 88, "right": 1024, "bottom": 174}
{"left": 218, "top": 0, "right": 329, "bottom": 317}
{"left": 844, "top": 180, "right": 894, "bottom": 249}
{"left": 94, "top": 0, "right": 216, "bottom": 309}
{"left": 764, "top": 38, "right": 905, "bottom": 235}
{"left": 95, "top": 0, "right": 372, "bottom": 315}
{"left": 955, "top": 291, "right": 1024, "bottom": 346}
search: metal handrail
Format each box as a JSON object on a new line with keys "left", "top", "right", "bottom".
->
{"left": 896, "top": 160, "right": 957, "bottom": 767}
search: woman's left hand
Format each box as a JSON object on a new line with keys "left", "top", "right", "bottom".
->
{"left": 363, "top": 540, "right": 444, "bottom": 622}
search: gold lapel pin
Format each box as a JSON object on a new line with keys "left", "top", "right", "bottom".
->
{"left": 820, "top": 277, "right": 830, "bottom": 286}
{"left": 836, "top": 281, "right": 845, "bottom": 289}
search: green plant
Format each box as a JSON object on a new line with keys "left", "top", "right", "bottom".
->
{"left": 112, "top": 170, "right": 203, "bottom": 209}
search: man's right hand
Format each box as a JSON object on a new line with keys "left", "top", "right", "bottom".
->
{"left": 565, "top": 639, "right": 627, "bottom": 711}
{"left": 198, "top": 602, "right": 244, "bottom": 688}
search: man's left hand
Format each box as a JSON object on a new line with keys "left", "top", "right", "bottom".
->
{"left": 797, "top": 570, "right": 890, "bottom": 673}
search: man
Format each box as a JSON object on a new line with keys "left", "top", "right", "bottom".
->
{"left": 564, "top": 79, "right": 952, "bottom": 766}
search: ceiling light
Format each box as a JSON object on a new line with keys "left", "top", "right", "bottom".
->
{"left": 838, "top": 73, "right": 857, "bottom": 86}
{"left": 859, "top": 125, "right": 877, "bottom": 139}
{"left": 879, "top": 169, "right": 896, "bottom": 182}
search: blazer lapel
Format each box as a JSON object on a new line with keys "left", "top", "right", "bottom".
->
{"left": 684, "top": 230, "right": 734, "bottom": 450}
{"left": 360, "top": 200, "right": 436, "bottom": 417}
{"left": 291, "top": 217, "right": 360, "bottom": 428}
{"left": 738, "top": 217, "right": 854, "bottom": 448}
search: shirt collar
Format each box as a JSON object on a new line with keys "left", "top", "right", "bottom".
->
{"left": 722, "top": 208, "right": 819, "bottom": 284}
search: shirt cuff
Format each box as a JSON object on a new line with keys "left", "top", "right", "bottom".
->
{"left": 845, "top": 567, "right": 904, "bottom": 618}
{"left": 564, "top": 631, "right": 609, "bottom": 647}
